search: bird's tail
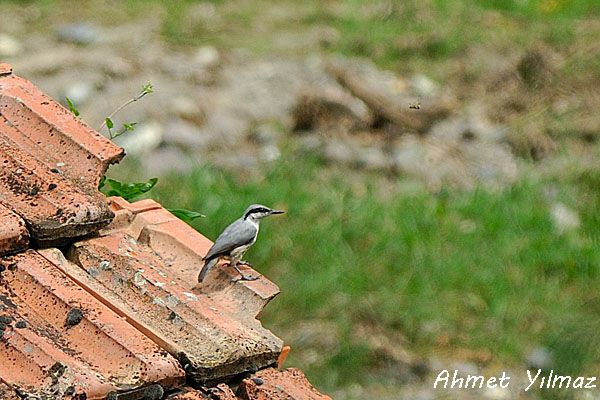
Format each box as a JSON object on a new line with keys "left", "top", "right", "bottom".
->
{"left": 198, "top": 257, "right": 217, "bottom": 283}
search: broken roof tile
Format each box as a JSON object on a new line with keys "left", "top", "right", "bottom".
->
{"left": 0, "top": 204, "right": 29, "bottom": 256}
{"left": 54, "top": 197, "right": 283, "bottom": 385}
{"left": 0, "top": 65, "right": 124, "bottom": 244}
{"left": 0, "top": 249, "right": 184, "bottom": 399}
{"left": 240, "top": 368, "right": 332, "bottom": 400}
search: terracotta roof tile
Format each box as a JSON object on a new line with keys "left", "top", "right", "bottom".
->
{"left": 0, "top": 65, "right": 124, "bottom": 244}
{"left": 54, "top": 197, "right": 283, "bottom": 385}
{"left": 0, "top": 204, "right": 29, "bottom": 255}
{"left": 240, "top": 368, "right": 333, "bottom": 400}
{"left": 0, "top": 249, "right": 184, "bottom": 399}
{"left": 0, "top": 66, "right": 332, "bottom": 399}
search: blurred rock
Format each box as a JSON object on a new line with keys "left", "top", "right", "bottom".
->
{"left": 327, "top": 57, "right": 456, "bottom": 132}
{"left": 170, "top": 97, "right": 203, "bottom": 123}
{"left": 194, "top": 45, "right": 220, "bottom": 68}
{"left": 297, "top": 135, "right": 323, "bottom": 153}
{"left": 259, "top": 144, "right": 281, "bottom": 162}
{"left": 142, "top": 146, "right": 194, "bottom": 176}
{"left": 324, "top": 140, "right": 356, "bottom": 165}
{"left": 516, "top": 45, "right": 564, "bottom": 88}
{"left": 64, "top": 81, "right": 94, "bottom": 106}
{"left": 451, "top": 361, "right": 479, "bottom": 376}
{"left": 526, "top": 346, "right": 554, "bottom": 370}
{"left": 393, "top": 136, "right": 517, "bottom": 190}
{"left": 356, "top": 146, "right": 390, "bottom": 171}
{"left": 551, "top": 202, "right": 580, "bottom": 233}
{"left": 484, "top": 386, "right": 511, "bottom": 400}
{"left": 251, "top": 123, "right": 280, "bottom": 144}
{"left": 0, "top": 34, "right": 22, "bottom": 57}
{"left": 163, "top": 119, "right": 212, "bottom": 149}
{"left": 429, "top": 105, "right": 507, "bottom": 143}
{"left": 57, "top": 22, "right": 100, "bottom": 45}
{"left": 410, "top": 74, "right": 439, "bottom": 97}
{"left": 292, "top": 93, "right": 368, "bottom": 132}
{"left": 114, "top": 121, "right": 163, "bottom": 155}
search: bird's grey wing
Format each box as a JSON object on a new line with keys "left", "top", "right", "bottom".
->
{"left": 203, "top": 218, "right": 257, "bottom": 260}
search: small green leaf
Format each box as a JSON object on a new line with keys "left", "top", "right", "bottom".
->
{"left": 102, "top": 177, "right": 158, "bottom": 201}
{"left": 98, "top": 175, "right": 106, "bottom": 190}
{"left": 65, "top": 97, "right": 80, "bottom": 117}
{"left": 105, "top": 117, "right": 114, "bottom": 129}
{"left": 142, "top": 81, "right": 153, "bottom": 95}
{"left": 122, "top": 122, "right": 137, "bottom": 132}
{"left": 167, "top": 208, "right": 206, "bottom": 223}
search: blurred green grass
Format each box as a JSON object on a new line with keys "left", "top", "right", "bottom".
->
{"left": 10, "top": 0, "right": 600, "bottom": 395}
{"left": 149, "top": 149, "right": 600, "bottom": 391}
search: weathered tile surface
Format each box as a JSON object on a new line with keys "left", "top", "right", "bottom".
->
{"left": 0, "top": 250, "right": 184, "bottom": 399}
{"left": 0, "top": 66, "right": 124, "bottom": 244}
{"left": 60, "top": 198, "right": 283, "bottom": 385}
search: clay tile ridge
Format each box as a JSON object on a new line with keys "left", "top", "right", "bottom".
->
{"left": 0, "top": 64, "right": 124, "bottom": 246}
{"left": 52, "top": 196, "right": 284, "bottom": 385}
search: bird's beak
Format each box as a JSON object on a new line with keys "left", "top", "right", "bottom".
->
{"left": 270, "top": 209, "right": 285, "bottom": 215}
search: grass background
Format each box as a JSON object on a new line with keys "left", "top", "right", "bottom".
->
{"left": 8, "top": 0, "right": 600, "bottom": 397}
{"left": 129, "top": 0, "right": 600, "bottom": 396}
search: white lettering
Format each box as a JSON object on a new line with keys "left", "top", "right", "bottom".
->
{"left": 451, "top": 370, "right": 464, "bottom": 388}
{"left": 434, "top": 370, "right": 449, "bottom": 389}
{"left": 498, "top": 371, "right": 510, "bottom": 388}
{"left": 465, "top": 375, "right": 484, "bottom": 389}
{"left": 585, "top": 377, "right": 597, "bottom": 389}
{"left": 525, "top": 369, "right": 541, "bottom": 392}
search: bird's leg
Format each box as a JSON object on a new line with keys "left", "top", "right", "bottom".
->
{"left": 229, "top": 259, "right": 258, "bottom": 282}
{"left": 239, "top": 260, "right": 253, "bottom": 267}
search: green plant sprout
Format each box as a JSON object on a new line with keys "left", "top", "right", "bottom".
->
{"left": 65, "top": 97, "right": 80, "bottom": 117}
{"left": 100, "top": 81, "right": 153, "bottom": 139}
{"left": 68, "top": 82, "right": 203, "bottom": 224}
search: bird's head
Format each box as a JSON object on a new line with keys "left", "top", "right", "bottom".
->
{"left": 243, "top": 204, "right": 285, "bottom": 221}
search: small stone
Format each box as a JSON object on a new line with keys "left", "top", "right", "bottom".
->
{"left": 57, "top": 22, "right": 100, "bottom": 45}
{"left": 143, "top": 384, "right": 164, "bottom": 400}
{"left": 251, "top": 377, "right": 264, "bottom": 386}
{"left": 163, "top": 119, "right": 207, "bottom": 149}
{"left": 324, "top": 140, "right": 355, "bottom": 165}
{"left": 64, "top": 81, "right": 94, "bottom": 106}
{"left": 0, "top": 34, "right": 22, "bottom": 57}
{"left": 484, "top": 386, "right": 511, "bottom": 400}
{"left": 526, "top": 346, "right": 553, "bottom": 370}
{"left": 114, "top": 121, "right": 163, "bottom": 155}
{"left": 65, "top": 308, "right": 84, "bottom": 327}
{"left": 171, "top": 97, "right": 201, "bottom": 121}
{"left": 410, "top": 74, "right": 439, "bottom": 97}
{"left": 194, "top": 45, "right": 220, "bottom": 68}
{"left": 251, "top": 124, "right": 279, "bottom": 144}
{"left": 259, "top": 144, "right": 281, "bottom": 162}
{"left": 355, "top": 146, "right": 390, "bottom": 171}
{"left": 551, "top": 202, "right": 580, "bottom": 233}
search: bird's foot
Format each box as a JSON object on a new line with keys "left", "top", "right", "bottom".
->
{"left": 239, "top": 260, "right": 254, "bottom": 267}
{"left": 231, "top": 263, "right": 259, "bottom": 282}
{"left": 231, "top": 274, "right": 259, "bottom": 282}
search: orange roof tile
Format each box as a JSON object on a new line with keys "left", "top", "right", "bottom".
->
{"left": 54, "top": 197, "right": 283, "bottom": 385}
{"left": 0, "top": 65, "right": 331, "bottom": 400}
{"left": 241, "top": 368, "right": 333, "bottom": 400}
{"left": 0, "top": 65, "right": 124, "bottom": 244}
{"left": 0, "top": 204, "right": 28, "bottom": 255}
{"left": 0, "top": 250, "right": 183, "bottom": 399}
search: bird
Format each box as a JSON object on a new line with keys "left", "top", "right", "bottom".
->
{"left": 198, "top": 204, "right": 285, "bottom": 283}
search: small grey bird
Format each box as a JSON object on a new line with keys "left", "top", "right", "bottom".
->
{"left": 198, "top": 204, "right": 284, "bottom": 283}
